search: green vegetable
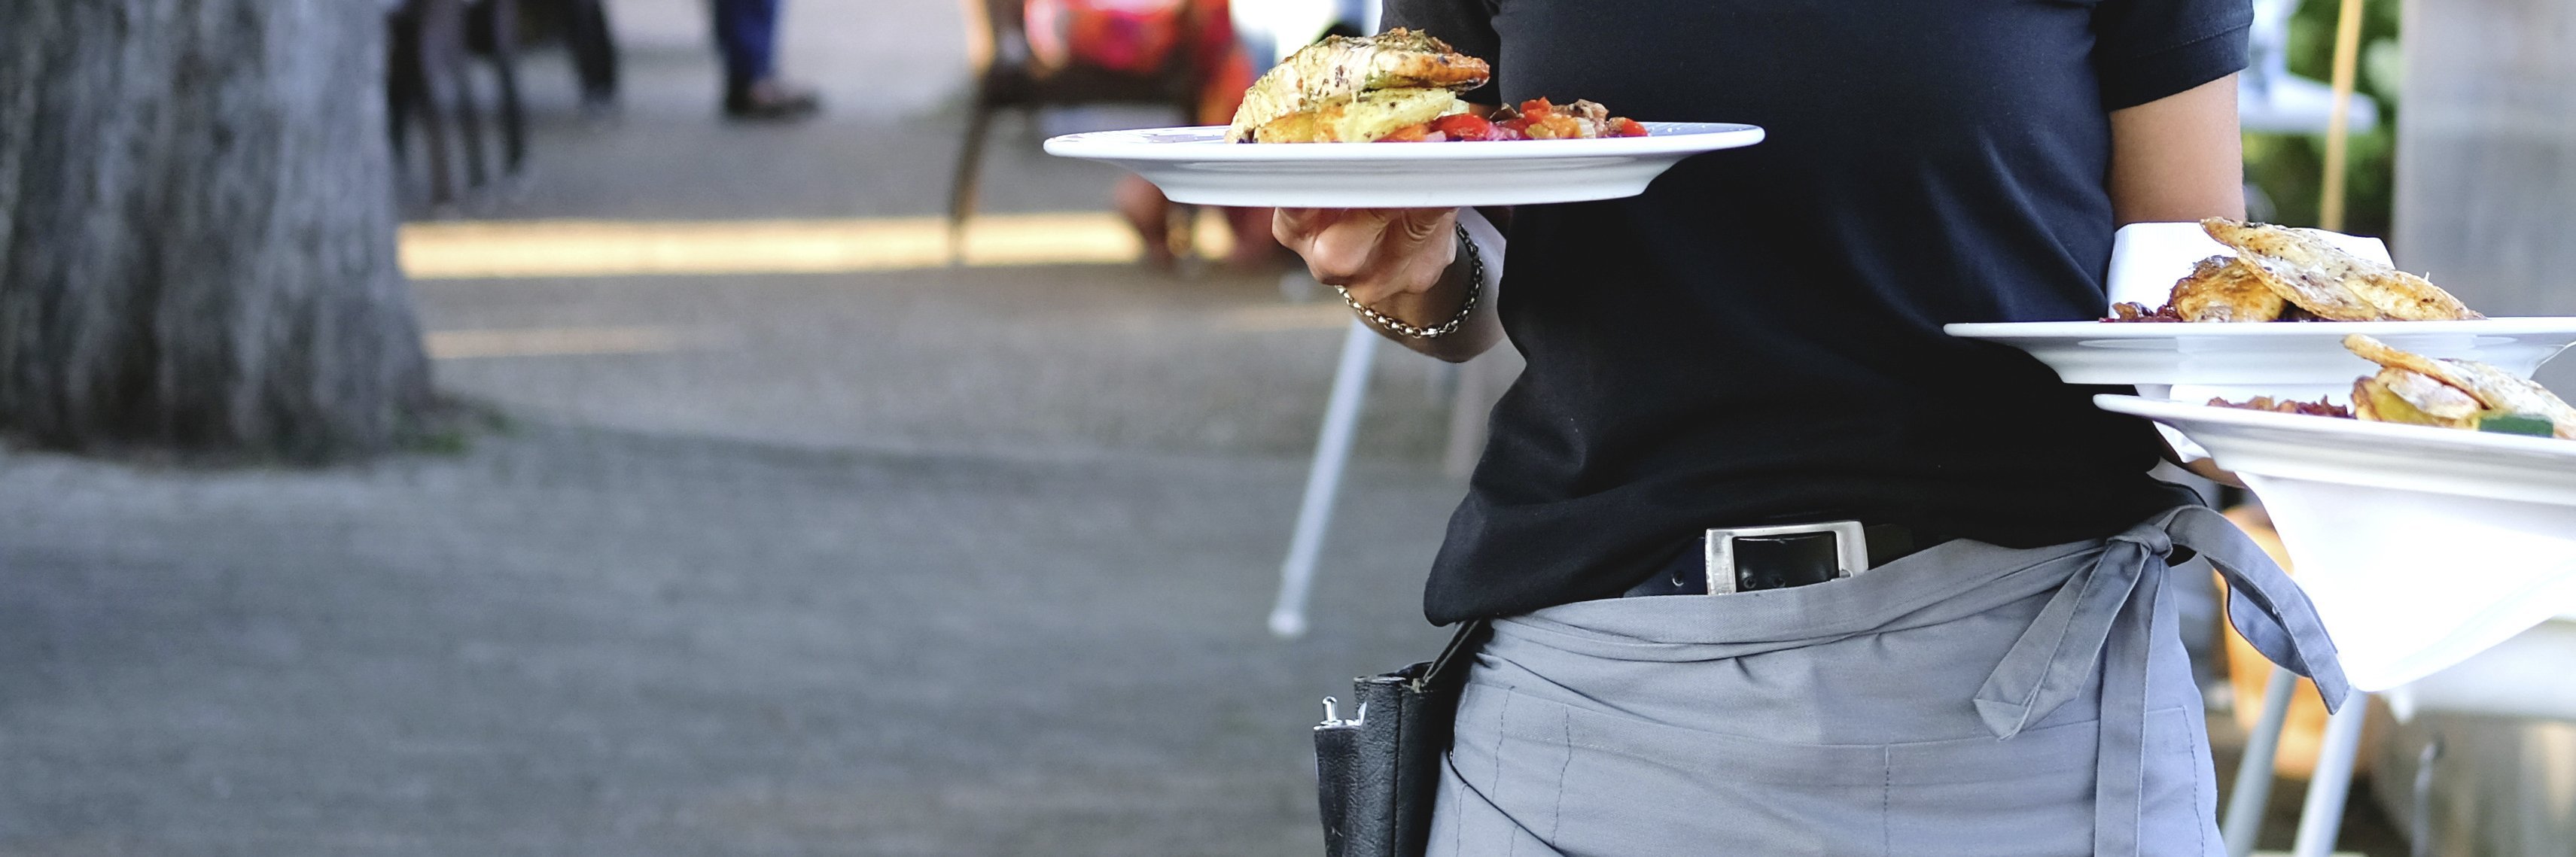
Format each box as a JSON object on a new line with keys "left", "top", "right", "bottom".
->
{"left": 2477, "top": 414, "right": 2556, "bottom": 437}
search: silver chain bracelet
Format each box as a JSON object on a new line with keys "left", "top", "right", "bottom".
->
{"left": 1333, "top": 223, "right": 1484, "bottom": 339}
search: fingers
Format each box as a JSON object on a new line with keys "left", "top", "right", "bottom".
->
{"left": 1335, "top": 209, "right": 1458, "bottom": 305}
{"left": 1271, "top": 207, "right": 1341, "bottom": 242}
{"left": 1276, "top": 208, "right": 1377, "bottom": 288}
{"left": 1383, "top": 213, "right": 1462, "bottom": 296}
{"left": 1302, "top": 210, "right": 1390, "bottom": 284}
{"left": 1274, "top": 208, "right": 1457, "bottom": 303}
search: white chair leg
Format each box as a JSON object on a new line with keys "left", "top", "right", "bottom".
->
{"left": 2408, "top": 737, "right": 2441, "bottom": 857}
{"left": 2290, "top": 691, "right": 2372, "bottom": 857}
{"left": 2224, "top": 666, "right": 2300, "bottom": 856}
{"left": 1268, "top": 318, "right": 1378, "bottom": 639}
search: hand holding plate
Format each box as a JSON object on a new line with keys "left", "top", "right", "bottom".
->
{"left": 1275, "top": 207, "right": 1460, "bottom": 311}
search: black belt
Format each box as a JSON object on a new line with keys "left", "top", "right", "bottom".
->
{"left": 1622, "top": 522, "right": 1953, "bottom": 597}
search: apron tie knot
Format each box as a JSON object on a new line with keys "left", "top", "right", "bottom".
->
{"left": 2107, "top": 520, "right": 2173, "bottom": 558}
{"left": 1970, "top": 505, "right": 2349, "bottom": 855}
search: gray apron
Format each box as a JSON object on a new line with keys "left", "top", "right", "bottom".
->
{"left": 1427, "top": 506, "right": 2349, "bottom": 857}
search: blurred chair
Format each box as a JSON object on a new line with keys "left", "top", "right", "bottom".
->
{"left": 949, "top": 0, "right": 1211, "bottom": 260}
{"left": 2218, "top": 506, "right": 2576, "bottom": 856}
{"left": 2373, "top": 618, "right": 2576, "bottom": 854}
{"left": 2227, "top": 618, "right": 2576, "bottom": 857}
{"left": 388, "top": 0, "right": 525, "bottom": 206}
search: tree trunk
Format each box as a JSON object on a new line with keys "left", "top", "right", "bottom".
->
{"left": 0, "top": 0, "right": 433, "bottom": 462}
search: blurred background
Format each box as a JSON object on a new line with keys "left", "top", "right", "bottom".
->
{"left": 0, "top": 0, "right": 2570, "bottom": 855}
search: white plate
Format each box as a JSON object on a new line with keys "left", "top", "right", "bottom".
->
{"left": 2095, "top": 394, "right": 2576, "bottom": 691}
{"left": 1041, "top": 122, "right": 1766, "bottom": 208}
{"left": 1947, "top": 318, "right": 2576, "bottom": 393}
{"left": 2095, "top": 394, "right": 2576, "bottom": 503}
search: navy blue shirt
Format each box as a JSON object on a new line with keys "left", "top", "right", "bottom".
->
{"left": 1389, "top": 0, "right": 2250, "bottom": 625}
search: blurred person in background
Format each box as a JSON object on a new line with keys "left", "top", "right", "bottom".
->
{"left": 1028, "top": 0, "right": 1277, "bottom": 269}
{"left": 715, "top": 0, "right": 820, "bottom": 119}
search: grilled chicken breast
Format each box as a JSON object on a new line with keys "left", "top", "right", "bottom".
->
{"left": 2202, "top": 218, "right": 2482, "bottom": 321}
{"left": 1244, "top": 86, "right": 1468, "bottom": 144}
{"left": 1225, "top": 29, "right": 1490, "bottom": 143}
{"left": 2344, "top": 334, "right": 2576, "bottom": 439}
{"left": 2352, "top": 367, "right": 2484, "bottom": 429}
{"left": 2168, "top": 255, "right": 2290, "bottom": 322}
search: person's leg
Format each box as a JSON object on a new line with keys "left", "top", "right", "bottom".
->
{"left": 569, "top": 0, "right": 620, "bottom": 108}
{"left": 711, "top": 0, "right": 815, "bottom": 117}
{"left": 1114, "top": 176, "right": 1177, "bottom": 270}
{"left": 711, "top": 0, "right": 778, "bottom": 96}
{"left": 1223, "top": 205, "right": 1283, "bottom": 269}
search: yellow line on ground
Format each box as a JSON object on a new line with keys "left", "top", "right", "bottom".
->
{"left": 424, "top": 325, "right": 719, "bottom": 359}
{"left": 400, "top": 212, "right": 1236, "bottom": 281}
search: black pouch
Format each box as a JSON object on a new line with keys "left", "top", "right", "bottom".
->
{"left": 1312, "top": 619, "right": 1490, "bottom": 857}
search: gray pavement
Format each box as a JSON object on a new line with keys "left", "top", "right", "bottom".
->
{"left": 1, "top": 2, "right": 1462, "bottom": 854}
{"left": 0, "top": 424, "right": 1454, "bottom": 856}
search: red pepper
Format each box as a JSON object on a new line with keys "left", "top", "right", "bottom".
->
{"left": 1430, "top": 114, "right": 1499, "bottom": 141}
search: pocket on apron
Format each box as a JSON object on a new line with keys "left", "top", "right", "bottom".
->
{"left": 1454, "top": 683, "right": 2214, "bottom": 857}
{"left": 1438, "top": 682, "right": 1576, "bottom": 855}
{"left": 1885, "top": 706, "right": 2210, "bottom": 856}
{"left": 2133, "top": 706, "right": 2224, "bottom": 856}
{"left": 1475, "top": 684, "right": 1894, "bottom": 856}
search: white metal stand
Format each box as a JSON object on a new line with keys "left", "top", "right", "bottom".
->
{"left": 2223, "top": 667, "right": 2300, "bottom": 856}
{"left": 2289, "top": 694, "right": 2372, "bottom": 857}
{"left": 2221, "top": 665, "right": 2373, "bottom": 857}
{"left": 1268, "top": 318, "right": 1378, "bottom": 638}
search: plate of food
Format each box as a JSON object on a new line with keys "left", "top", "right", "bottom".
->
{"left": 1948, "top": 218, "right": 2576, "bottom": 397}
{"left": 2102, "top": 335, "right": 2576, "bottom": 497}
{"left": 1041, "top": 29, "right": 1765, "bottom": 208}
{"left": 2096, "top": 338, "right": 2576, "bottom": 691}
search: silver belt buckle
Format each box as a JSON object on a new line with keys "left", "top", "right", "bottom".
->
{"left": 1703, "top": 520, "right": 1868, "bottom": 595}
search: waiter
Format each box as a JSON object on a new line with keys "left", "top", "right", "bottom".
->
{"left": 1273, "top": 0, "right": 2348, "bottom": 853}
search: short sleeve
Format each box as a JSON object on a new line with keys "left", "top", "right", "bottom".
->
{"left": 2093, "top": 0, "right": 2254, "bottom": 110}
{"left": 1383, "top": 0, "right": 1506, "bottom": 106}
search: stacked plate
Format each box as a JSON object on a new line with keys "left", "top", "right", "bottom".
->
{"left": 1950, "top": 222, "right": 2576, "bottom": 691}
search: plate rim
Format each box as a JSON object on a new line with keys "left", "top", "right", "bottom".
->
{"left": 1042, "top": 122, "right": 1767, "bottom": 163}
{"left": 2093, "top": 393, "right": 2576, "bottom": 458}
{"left": 1948, "top": 317, "right": 2576, "bottom": 340}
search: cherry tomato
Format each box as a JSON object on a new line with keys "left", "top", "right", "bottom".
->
{"left": 1609, "top": 117, "right": 1649, "bottom": 138}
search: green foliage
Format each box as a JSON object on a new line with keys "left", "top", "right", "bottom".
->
{"left": 2242, "top": 0, "right": 2403, "bottom": 238}
{"left": 398, "top": 396, "right": 513, "bottom": 457}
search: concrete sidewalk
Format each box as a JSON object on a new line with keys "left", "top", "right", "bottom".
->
{"left": 0, "top": 422, "right": 1456, "bottom": 856}
{"left": 2, "top": 2, "right": 1466, "bottom": 854}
